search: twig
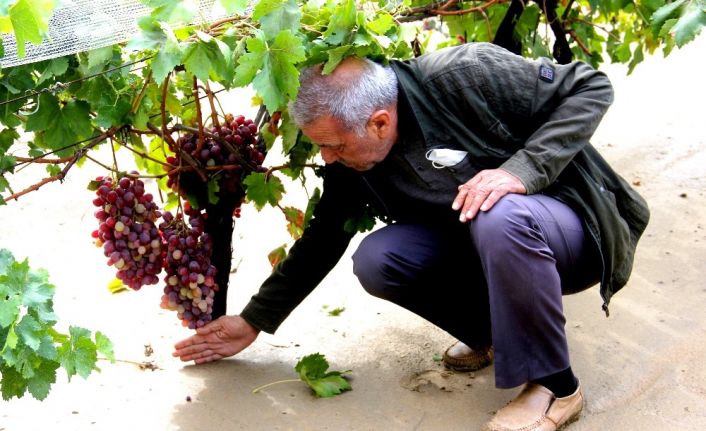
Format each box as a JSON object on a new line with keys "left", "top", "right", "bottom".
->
{"left": 147, "top": 122, "right": 207, "bottom": 182}
{"left": 265, "top": 163, "right": 319, "bottom": 180}
{"left": 160, "top": 73, "right": 176, "bottom": 151}
{"left": 568, "top": 29, "right": 592, "bottom": 56}
{"left": 130, "top": 70, "right": 153, "bottom": 115}
{"left": 13, "top": 155, "right": 74, "bottom": 164}
{"left": 204, "top": 82, "right": 220, "bottom": 128}
{"left": 3, "top": 175, "right": 63, "bottom": 201}
{"left": 252, "top": 378, "right": 302, "bottom": 394}
{"left": 193, "top": 76, "right": 205, "bottom": 155}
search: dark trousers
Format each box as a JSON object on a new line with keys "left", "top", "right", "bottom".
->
{"left": 351, "top": 194, "right": 600, "bottom": 388}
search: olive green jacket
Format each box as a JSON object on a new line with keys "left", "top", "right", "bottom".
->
{"left": 240, "top": 43, "right": 650, "bottom": 333}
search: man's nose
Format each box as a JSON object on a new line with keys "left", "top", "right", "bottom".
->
{"left": 320, "top": 147, "right": 339, "bottom": 164}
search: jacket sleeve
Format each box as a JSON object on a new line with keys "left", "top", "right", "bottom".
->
{"left": 474, "top": 45, "right": 615, "bottom": 194}
{"left": 239, "top": 165, "right": 361, "bottom": 334}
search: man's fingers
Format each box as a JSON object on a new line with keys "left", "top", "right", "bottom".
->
{"left": 452, "top": 187, "right": 469, "bottom": 210}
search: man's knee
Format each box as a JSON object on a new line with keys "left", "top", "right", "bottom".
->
{"left": 470, "top": 194, "right": 539, "bottom": 248}
{"left": 352, "top": 233, "right": 391, "bottom": 297}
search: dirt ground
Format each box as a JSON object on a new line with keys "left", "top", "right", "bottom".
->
{"left": 1, "top": 35, "right": 705, "bottom": 431}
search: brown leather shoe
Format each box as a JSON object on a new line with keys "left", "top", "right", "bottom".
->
{"left": 482, "top": 381, "right": 584, "bottom": 431}
{"left": 441, "top": 341, "right": 494, "bottom": 372}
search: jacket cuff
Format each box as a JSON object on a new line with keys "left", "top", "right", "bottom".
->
{"left": 239, "top": 301, "right": 284, "bottom": 335}
{"left": 500, "top": 155, "right": 543, "bottom": 194}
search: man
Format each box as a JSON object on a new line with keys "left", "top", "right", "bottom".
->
{"left": 174, "top": 42, "right": 650, "bottom": 431}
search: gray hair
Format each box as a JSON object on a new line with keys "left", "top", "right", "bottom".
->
{"left": 288, "top": 58, "right": 398, "bottom": 136}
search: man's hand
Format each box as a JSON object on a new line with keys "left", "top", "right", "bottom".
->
{"left": 452, "top": 169, "right": 526, "bottom": 222}
{"left": 173, "top": 315, "right": 260, "bottom": 364}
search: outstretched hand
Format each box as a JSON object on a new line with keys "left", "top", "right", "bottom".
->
{"left": 173, "top": 315, "right": 260, "bottom": 364}
{"left": 452, "top": 169, "right": 526, "bottom": 222}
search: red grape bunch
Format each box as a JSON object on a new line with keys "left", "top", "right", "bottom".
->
{"left": 166, "top": 114, "right": 266, "bottom": 203}
{"left": 159, "top": 204, "right": 218, "bottom": 329}
{"left": 91, "top": 175, "right": 164, "bottom": 290}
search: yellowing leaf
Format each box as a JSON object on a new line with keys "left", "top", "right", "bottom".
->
{"left": 107, "top": 278, "right": 128, "bottom": 294}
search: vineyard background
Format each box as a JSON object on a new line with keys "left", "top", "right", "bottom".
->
{"left": 1, "top": 33, "right": 705, "bottom": 431}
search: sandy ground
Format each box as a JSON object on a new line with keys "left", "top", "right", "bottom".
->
{"left": 1, "top": 35, "right": 705, "bottom": 431}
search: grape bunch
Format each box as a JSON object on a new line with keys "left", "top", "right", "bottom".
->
{"left": 166, "top": 114, "right": 266, "bottom": 199}
{"left": 91, "top": 175, "right": 164, "bottom": 290}
{"left": 158, "top": 204, "right": 218, "bottom": 329}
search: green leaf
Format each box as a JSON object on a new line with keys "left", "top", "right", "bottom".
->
{"left": 254, "top": 0, "right": 302, "bottom": 39}
{"left": 24, "top": 94, "right": 93, "bottom": 155}
{"left": 671, "top": 3, "right": 706, "bottom": 46}
{"left": 127, "top": 16, "right": 166, "bottom": 50}
{"left": 26, "top": 360, "right": 59, "bottom": 400}
{"left": 144, "top": 0, "right": 197, "bottom": 24}
{"left": 151, "top": 27, "right": 182, "bottom": 82}
{"left": 207, "top": 176, "right": 220, "bottom": 205}
{"left": 243, "top": 172, "right": 285, "bottom": 210}
{"left": 15, "top": 314, "right": 43, "bottom": 351}
{"left": 323, "top": 0, "right": 357, "bottom": 45}
{"left": 56, "top": 326, "right": 98, "bottom": 380}
{"left": 87, "top": 46, "right": 115, "bottom": 70}
{"left": 95, "top": 331, "right": 114, "bottom": 363}
{"left": 248, "top": 30, "right": 306, "bottom": 112}
{"left": 234, "top": 32, "right": 268, "bottom": 87}
{"left": 322, "top": 45, "right": 351, "bottom": 75}
{"left": 182, "top": 32, "right": 231, "bottom": 84}
{"left": 303, "top": 187, "right": 320, "bottom": 229}
{"left": 294, "top": 353, "right": 351, "bottom": 398}
{"left": 36, "top": 57, "right": 69, "bottom": 85}
{"left": 367, "top": 12, "right": 394, "bottom": 35}
{"left": 650, "top": 0, "right": 688, "bottom": 36}
{"left": 9, "top": 0, "right": 54, "bottom": 58}
{"left": 219, "top": 0, "right": 249, "bottom": 14}
{"left": 0, "top": 364, "right": 27, "bottom": 400}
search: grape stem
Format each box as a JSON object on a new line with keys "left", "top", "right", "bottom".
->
{"left": 251, "top": 378, "right": 302, "bottom": 394}
{"left": 193, "top": 76, "right": 205, "bottom": 155}
{"left": 147, "top": 122, "right": 207, "bottom": 182}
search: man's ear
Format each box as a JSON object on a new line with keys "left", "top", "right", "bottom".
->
{"left": 367, "top": 110, "right": 392, "bottom": 138}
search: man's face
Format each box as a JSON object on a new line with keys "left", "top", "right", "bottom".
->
{"left": 301, "top": 114, "right": 397, "bottom": 171}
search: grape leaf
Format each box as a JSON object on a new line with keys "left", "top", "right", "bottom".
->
{"left": 267, "top": 244, "right": 288, "bottom": 268}
{"left": 243, "top": 172, "right": 285, "bottom": 210}
{"left": 26, "top": 360, "right": 59, "bottom": 400}
{"left": 367, "top": 12, "right": 394, "bottom": 35}
{"left": 303, "top": 187, "right": 320, "bottom": 228}
{"left": 57, "top": 326, "right": 98, "bottom": 380}
{"left": 322, "top": 44, "right": 351, "bottom": 74}
{"left": 323, "top": 0, "right": 357, "bottom": 45}
{"left": 15, "top": 314, "right": 43, "bottom": 351}
{"left": 127, "top": 16, "right": 167, "bottom": 50}
{"left": 144, "top": 0, "right": 197, "bottom": 24}
{"left": 282, "top": 206, "right": 305, "bottom": 239}
{"left": 252, "top": 30, "right": 306, "bottom": 112}
{"left": 24, "top": 94, "right": 93, "bottom": 155}
{"left": 234, "top": 31, "right": 267, "bottom": 87}
{"left": 0, "top": 364, "right": 27, "bottom": 400}
{"left": 8, "top": 0, "right": 53, "bottom": 58}
{"left": 219, "top": 0, "right": 249, "bottom": 14}
{"left": 36, "top": 57, "right": 69, "bottom": 85}
{"left": 650, "top": 0, "right": 687, "bottom": 36}
{"left": 182, "top": 31, "right": 232, "bottom": 84}
{"left": 670, "top": 3, "right": 706, "bottom": 46}
{"left": 294, "top": 353, "right": 351, "bottom": 398}
{"left": 254, "top": 0, "right": 301, "bottom": 39}
{"left": 151, "top": 25, "right": 182, "bottom": 82}
{"left": 95, "top": 331, "right": 115, "bottom": 363}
